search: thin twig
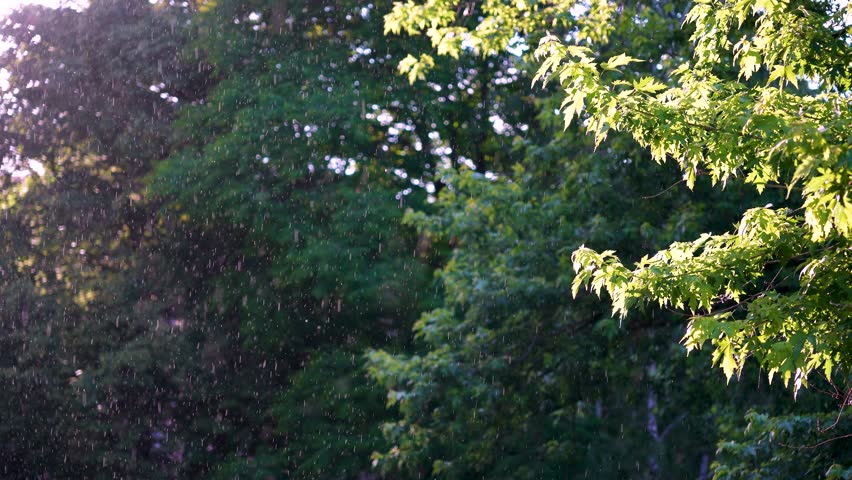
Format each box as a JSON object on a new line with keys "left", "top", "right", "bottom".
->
{"left": 642, "top": 179, "right": 686, "bottom": 199}
{"left": 819, "top": 389, "right": 851, "bottom": 433}
{"left": 782, "top": 432, "right": 852, "bottom": 450}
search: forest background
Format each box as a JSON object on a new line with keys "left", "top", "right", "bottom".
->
{"left": 0, "top": 0, "right": 849, "bottom": 478}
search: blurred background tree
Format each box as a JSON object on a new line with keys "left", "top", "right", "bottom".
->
{"left": 0, "top": 0, "right": 847, "bottom": 478}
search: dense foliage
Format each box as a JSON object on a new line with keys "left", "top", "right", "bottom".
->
{"left": 0, "top": 0, "right": 847, "bottom": 478}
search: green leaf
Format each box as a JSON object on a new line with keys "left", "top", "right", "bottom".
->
{"left": 602, "top": 53, "right": 643, "bottom": 70}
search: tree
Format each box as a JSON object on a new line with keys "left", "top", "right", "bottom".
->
{"left": 367, "top": 0, "right": 810, "bottom": 477}
{"left": 556, "top": 0, "right": 852, "bottom": 394}
{"left": 383, "top": 0, "right": 852, "bottom": 405}
{"left": 0, "top": 0, "right": 547, "bottom": 475}
{"left": 0, "top": 0, "right": 846, "bottom": 477}
{"left": 0, "top": 1, "right": 210, "bottom": 476}
{"left": 373, "top": 0, "right": 851, "bottom": 477}
{"left": 147, "top": 0, "right": 538, "bottom": 475}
